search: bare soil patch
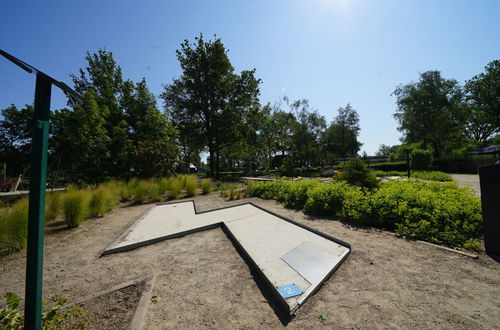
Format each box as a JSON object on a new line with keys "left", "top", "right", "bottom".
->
{"left": 1, "top": 194, "right": 499, "bottom": 329}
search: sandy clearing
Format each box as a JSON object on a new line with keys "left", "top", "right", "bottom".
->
{"left": 1, "top": 194, "right": 499, "bottom": 329}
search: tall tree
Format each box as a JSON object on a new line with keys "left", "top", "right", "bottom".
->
{"left": 463, "top": 60, "right": 500, "bottom": 143}
{"left": 0, "top": 104, "right": 33, "bottom": 176}
{"left": 393, "top": 71, "right": 464, "bottom": 158}
{"left": 290, "top": 99, "right": 326, "bottom": 165}
{"left": 322, "top": 104, "right": 362, "bottom": 159}
{"left": 161, "top": 35, "right": 261, "bottom": 177}
{"left": 71, "top": 49, "right": 131, "bottom": 177}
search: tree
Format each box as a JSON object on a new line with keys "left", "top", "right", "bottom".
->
{"left": 0, "top": 104, "right": 33, "bottom": 176}
{"left": 393, "top": 71, "right": 464, "bottom": 158}
{"left": 71, "top": 49, "right": 130, "bottom": 177}
{"left": 463, "top": 60, "right": 500, "bottom": 143}
{"left": 162, "top": 35, "right": 261, "bottom": 178}
{"left": 289, "top": 99, "right": 326, "bottom": 165}
{"left": 322, "top": 104, "right": 362, "bottom": 159}
{"left": 376, "top": 144, "right": 399, "bottom": 156}
{"left": 69, "top": 49, "right": 178, "bottom": 179}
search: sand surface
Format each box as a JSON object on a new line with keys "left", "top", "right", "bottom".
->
{"left": 1, "top": 194, "right": 499, "bottom": 329}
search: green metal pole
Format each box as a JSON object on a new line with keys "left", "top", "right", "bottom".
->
{"left": 24, "top": 73, "right": 51, "bottom": 330}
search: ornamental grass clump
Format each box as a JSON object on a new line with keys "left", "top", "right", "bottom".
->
{"left": 89, "top": 185, "right": 117, "bottom": 217}
{"left": 201, "top": 179, "right": 213, "bottom": 195}
{"left": 45, "top": 192, "right": 62, "bottom": 221}
{"left": 132, "top": 181, "right": 150, "bottom": 204}
{"left": 185, "top": 175, "right": 198, "bottom": 197}
{"left": 169, "top": 178, "right": 182, "bottom": 199}
{"left": 149, "top": 181, "right": 164, "bottom": 202}
{"left": 62, "top": 190, "right": 89, "bottom": 228}
{"left": 0, "top": 199, "right": 29, "bottom": 254}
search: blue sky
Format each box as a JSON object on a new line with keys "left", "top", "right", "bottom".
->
{"left": 1, "top": 0, "right": 499, "bottom": 154}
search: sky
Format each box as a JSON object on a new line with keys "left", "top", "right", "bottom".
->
{"left": 1, "top": 0, "right": 499, "bottom": 155}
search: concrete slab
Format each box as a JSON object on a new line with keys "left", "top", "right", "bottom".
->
{"left": 103, "top": 201, "right": 350, "bottom": 315}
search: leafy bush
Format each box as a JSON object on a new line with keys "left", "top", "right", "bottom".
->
{"left": 201, "top": 179, "right": 213, "bottom": 194}
{"left": 412, "top": 171, "right": 452, "bottom": 182}
{"left": 0, "top": 292, "right": 88, "bottom": 329}
{"left": 247, "top": 179, "right": 482, "bottom": 249}
{"left": 338, "top": 159, "right": 379, "bottom": 189}
{"left": 411, "top": 149, "right": 433, "bottom": 170}
{"left": 149, "top": 181, "right": 164, "bottom": 202}
{"left": 367, "top": 161, "right": 407, "bottom": 172}
{"left": 62, "top": 190, "right": 89, "bottom": 228}
{"left": 463, "top": 238, "right": 481, "bottom": 251}
{"left": 0, "top": 199, "right": 28, "bottom": 254}
{"left": 185, "top": 175, "right": 198, "bottom": 197}
{"left": 158, "top": 178, "right": 170, "bottom": 195}
{"left": 46, "top": 192, "right": 62, "bottom": 221}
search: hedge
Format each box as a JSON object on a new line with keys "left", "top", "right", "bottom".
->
{"left": 247, "top": 179, "right": 482, "bottom": 249}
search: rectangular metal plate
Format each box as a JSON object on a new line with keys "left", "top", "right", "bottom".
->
{"left": 277, "top": 284, "right": 303, "bottom": 299}
{"left": 282, "top": 242, "right": 341, "bottom": 285}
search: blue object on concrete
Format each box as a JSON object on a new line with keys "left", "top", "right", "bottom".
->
{"left": 277, "top": 284, "right": 303, "bottom": 299}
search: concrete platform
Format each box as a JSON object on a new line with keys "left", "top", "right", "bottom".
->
{"left": 103, "top": 201, "right": 350, "bottom": 315}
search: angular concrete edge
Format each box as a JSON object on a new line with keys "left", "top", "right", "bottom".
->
{"left": 101, "top": 200, "right": 351, "bottom": 316}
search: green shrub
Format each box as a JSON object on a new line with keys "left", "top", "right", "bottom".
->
{"left": 201, "top": 179, "right": 213, "bottom": 194}
{"left": 247, "top": 179, "right": 482, "bottom": 248}
{"left": 0, "top": 199, "right": 29, "bottom": 254}
{"left": 339, "top": 159, "right": 379, "bottom": 189}
{"left": 411, "top": 149, "right": 433, "bottom": 170}
{"left": 62, "top": 190, "right": 89, "bottom": 228}
{"left": 169, "top": 178, "right": 182, "bottom": 199}
{"left": 185, "top": 175, "right": 198, "bottom": 197}
{"left": 463, "top": 238, "right": 481, "bottom": 251}
{"left": 46, "top": 192, "right": 62, "bottom": 221}
{"left": 304, "top": 182, "right": 362, "bottom": 218}
{"left": 0, "top": 292, "right": 88, "bottom": 329}
{"left": 412, "top": 171, "right": 452, "bottom": 182}
{"left": 372, "top": 170, "right": 407, "bottom": 177}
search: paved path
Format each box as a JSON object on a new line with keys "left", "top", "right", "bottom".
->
{"left": 451, "top": 174, "right": 481, "bottom": 197}
{"left": 104, "top": 200, "right": 350, "bottom": 315}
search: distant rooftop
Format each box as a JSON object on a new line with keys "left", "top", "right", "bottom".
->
{"left": 466, "top": 145, "right": 500, "bottom": 156}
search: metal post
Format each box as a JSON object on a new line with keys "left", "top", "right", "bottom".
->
{"left": 405, "top": 149, "right": 411, "bottom": 178}
{"left": 24, "top": 73, "right": 51, "bottom": 330}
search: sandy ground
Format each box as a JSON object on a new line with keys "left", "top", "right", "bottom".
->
{"left": 1, "top": 194, "right": 499, "bottom": 329}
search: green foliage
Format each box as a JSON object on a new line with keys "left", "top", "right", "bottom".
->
{"left": 45, "top": 192, "right": 62, "bottom": 221}
{"left": 132, "top": 180, "right": 150, "bottom": 204}
{"left": 0, "top": 199, "right": 28, "bottom": 254}
{"left": 411, "top": 149, "right": 433, "bottom": 170}
{"left": 89, "top": 184, "right": 118, "bottom": 217}
{"left": 201, "top": 179, "right": 213, "bottom": 194}
{"left": 322, "top": 103, "right": 361, "bottom": 159}
{"left": 169, "top": 178, "right": 182, "bottom": 199}
{"left": 248, "top": 179, "right": 482, "bottom": 248}
{"left": 0, "top": 292, "right": 88, "bottom": 330}
{"left": 338, "top": 159, "right": 378, "bottom": 189}
{"left": 393, "top": 70, "right": 464, "bottom": 158}
{"left": 185, "top": 175, "right": 198, "bottom": 197}
{"left": 463, "top": 238, "right": 481, "bottom": 251}
{"left": 279, "top": 157, "right": 298, "bottom": 177}
{"left": 62, "top": 190, "right": 89, "bottom": 228}
{"left": 412, "top": 171, "right": 452, "bottom": 182}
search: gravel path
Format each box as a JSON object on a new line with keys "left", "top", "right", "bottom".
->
{"left": 451, "top": 174, "right": 481, "bottom": 197}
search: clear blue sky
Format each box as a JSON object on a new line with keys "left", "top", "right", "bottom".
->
{"left": 1, "top": 0, "right": 499, "bottom": 154}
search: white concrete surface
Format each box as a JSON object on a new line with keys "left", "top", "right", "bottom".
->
{"left": 104, "top": 201, "right": 350, "bottom": 314}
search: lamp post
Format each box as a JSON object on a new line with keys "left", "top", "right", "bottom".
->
{"left": 405, "top": 149, "right": 412, "bottom": 178}
{"left": 0, "top": 50, "right": 81, "bottom": 330}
